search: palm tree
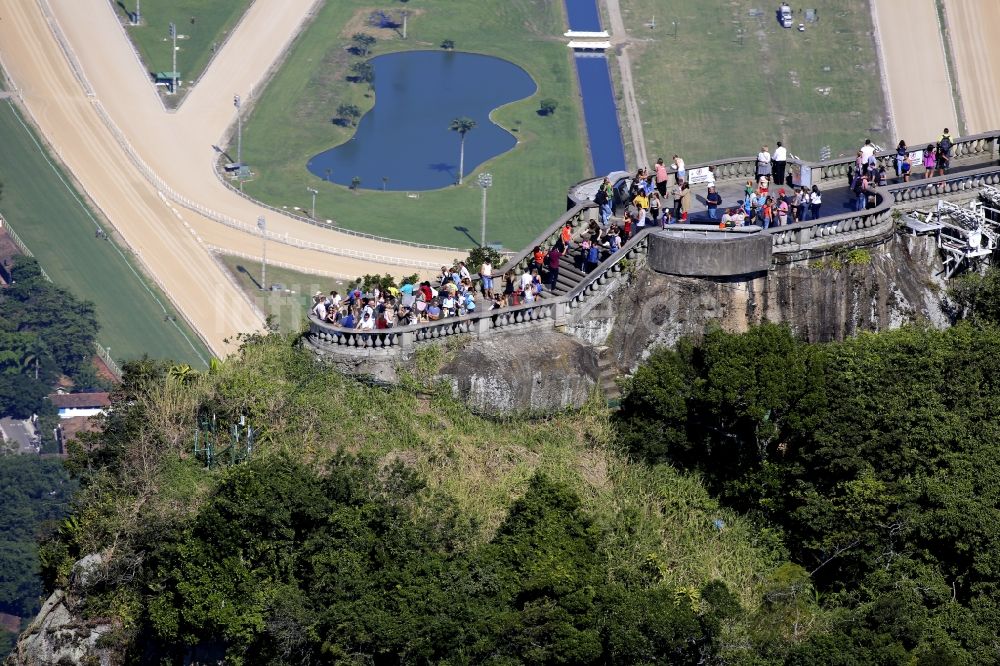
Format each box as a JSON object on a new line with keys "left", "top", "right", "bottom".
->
{"left": 449, "top": 117, "right": 476, "bottom": 185}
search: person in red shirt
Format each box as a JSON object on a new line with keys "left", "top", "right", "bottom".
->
{"left": 530, "top": 246, "right": 545, "bottom": 273}
{"left": 559, "top": 222, "right": 573, "bottom": 254}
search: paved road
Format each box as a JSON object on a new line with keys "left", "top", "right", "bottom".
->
{"left": 0, "top": 0, "right": 456, "bottom": 355}
{"left": 943, "top": 0, "right": 1000, "bottom": 134}
{"left": 0, "top": 417, "right": 39, "bottom": 453}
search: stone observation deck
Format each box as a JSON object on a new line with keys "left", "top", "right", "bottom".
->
{"left": 306, "top": 130, "right": 1000, "bottom": 359}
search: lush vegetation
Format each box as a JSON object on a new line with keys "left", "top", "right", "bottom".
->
{"left": 0, "top": 457, "right": 74, "bottom": 653}
{"left": 239, "top": 0, "right": 588, "bottom": 249}
{"left": 41, "top": 333, "right": 789, "bottom": 663}
{"left": 27, "top": 302, "right": 1000, "bottom": 663}
{"left": 0, "top": 257, "right": 102, "bottom": 419}
{"left": 618, "top": 322, "right": 1000, "bottom": 663}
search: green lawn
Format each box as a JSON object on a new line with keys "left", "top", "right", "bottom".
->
{"left": 218, "top": 254, "right": 351, "bottom": 333}
{"left": 0, "top": 100, "right": 211, "bottom": 368}
{"left": 611, "top": 0, "right": 891, "bottom": 165}
{"left": 111, "top": 0, "right": 253, "bottom": 106}
{"left": 239, "top": 0, "right": 588, "bottom": 250}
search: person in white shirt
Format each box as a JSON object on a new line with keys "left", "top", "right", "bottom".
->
{"left": 441, "top": 294, "right": 456, "bottom": 317}
{"left": 772, "top": 141, "right": 788, "bottom": 186}
{"left": 859, "top": 138, "right": 875, "bottom": 164}
{"left": 311, "top": 296, "right": 327, "bottom": 320}
{"left": 672, "top": 155, "right": 686, "bottom": 184}
{"left": 458, "top": 262, "right": 472, "bottom": 282}
{"left": 479, "top": 261, "right": 493, "bottom": 298}
{"left": 520, "top": 270, "right": 533, "bottom": 291}
{"left": 756, "top": 145, "right": 772, "bottom": 183}
{"left": 358, "top": 312, "right": 375, "bottom": 330}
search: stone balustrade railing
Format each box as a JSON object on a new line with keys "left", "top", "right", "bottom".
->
{"left": 494, "top": 202, "right": 596, "bottom": 277}
{"left": 309, "top": 130, "right": 1000, "bottom": 357}
{"left": 766, "top": 188, "right": 892, "bottom": 250}
{"left": 887, "top": 163, "right": 1000, "bottom": 205}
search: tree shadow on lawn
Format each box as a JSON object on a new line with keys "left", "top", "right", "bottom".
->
{"left": 236, "top": 264, "right": 262, "bottom": 290}
{"left": 453, "top": 226, "right": 479, "bottom": 247}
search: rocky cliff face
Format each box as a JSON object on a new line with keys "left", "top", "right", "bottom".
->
{"left": 593, "top": 233, "right": 949, "bottom": 373}
{"left": 306, "top": 234, "right": 949, "bottom": 413}
{"left": 11, "top": 555, "right": 118, "bottom": 666}
{"left": 438, "top": 329, "right": 600, "bottom": 413}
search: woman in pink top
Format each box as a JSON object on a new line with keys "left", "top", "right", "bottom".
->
{"left": 654, "top": 158, "right": 669, "bottom": 196}
{"left": 923, "top": 145, "right": 936, "bottom": 178}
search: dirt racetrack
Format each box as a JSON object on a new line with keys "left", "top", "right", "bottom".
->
{"left": 0, "top": 0, "right": 458, "bottom": 356}
{"left": 872, "top": 0, "right": 958, "bottom": 145}
{"left": 943, "top": 0, "right": 1000, "bottom": 134}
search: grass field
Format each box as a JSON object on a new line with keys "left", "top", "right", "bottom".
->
{"left": 218, "top": 254, "right": 351, "bottom": 333}
{"left": 239, "top": 0, "right": 588, "bottom": 250}
{"left": 0, "top": 99, "right": 211, "bottom": 368}
{"left": 611, "top": 0, "right": 891, "bottom": 165}
{"left": 110, "top": 0, "right": 252, "bottom": 105}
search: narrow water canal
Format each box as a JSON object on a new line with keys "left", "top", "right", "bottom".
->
{"left": 565, "top": 0, "right": 602, "bottom": 32}
{"left": 563, "top": 0, "right": 627, "bottom": 175}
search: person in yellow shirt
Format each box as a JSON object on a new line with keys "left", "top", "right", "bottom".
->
{"left": 632, "top": 191, "right": 649, "bottom": 226}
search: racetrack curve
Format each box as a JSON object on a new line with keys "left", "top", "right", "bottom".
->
{"left": 0, "top": 0, "right": 458, "bottom": 356}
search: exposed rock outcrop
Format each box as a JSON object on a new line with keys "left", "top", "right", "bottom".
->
{"left": 438, "top": 329, "right": 599, "bottom": 413}
{"left": 594, "top": 233, "right": 948, "bottom": 372}
{"left": 13, "top": 585, "right": 117, "bottom": 666}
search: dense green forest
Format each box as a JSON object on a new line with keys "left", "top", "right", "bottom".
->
{"left": 618, "top": 322, "right": 1000, "bottom": 664}
{"left": 24, "top": 298, "right": 1000, "bottom": 663}
{"left": 0, "top": 456, "right": 73, "bottom": 655}
{"left": 0, "top": 255, "right": 103, "bottom": 419}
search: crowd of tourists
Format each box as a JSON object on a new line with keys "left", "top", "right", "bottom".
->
{"left": 617, "top": 127, "right": 959, "bottom": 226}
{"left": 310, "top": 254, "right": 559, "bottom": 332}
{"left": 312, "top": 130, "right": 964, "bottom": 330}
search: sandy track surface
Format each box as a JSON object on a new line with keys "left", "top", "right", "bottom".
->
{"left": 0, "top": 0, "right": 458, "bottom": 355}
{"left": 872, "top": 0, "right": 958, "bottom": 144}
{"left": 943, "top": 0, "right": 1000, "bottom": 134}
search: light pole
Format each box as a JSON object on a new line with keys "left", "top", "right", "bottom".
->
{"left": 233, "top": 94, "right": 243, "bottom": 165}
{"left": 169, "top": 22, "right": 177, "bottom": 93}
{"left": 477, "top": 172, "right": 492, "bottom": 247}
{"left": 307, "top": 187, "right": 318, "bottom": 219}
{"left": 134, "top": 0, "right": 141, "bottom": 25}
{"left": 257, "top": 216, "right": 267, "bottom": 290}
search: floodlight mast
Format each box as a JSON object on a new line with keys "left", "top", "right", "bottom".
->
{"left": 233, "top": 95, "right": 243, "bottom": 166}
{"left": 257, "top": 216, "right": 267, "bottom": 290}
{"left": 307, "top": 187, "right": 319, "bottom": 219}
{"left": 169, "top": 22, "right": 177, "bottom": 93}
{"left": 478, "top": 172, "right": 493, "bottom": 247}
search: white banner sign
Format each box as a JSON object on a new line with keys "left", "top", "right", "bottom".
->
{"left": 687, "top": 166, "right": 714, "bottom": 185}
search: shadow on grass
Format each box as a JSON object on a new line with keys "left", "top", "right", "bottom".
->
{"left": 453, "top": 226, "right": 479, "bottom": 247}
{"left": 236, "top": 264, "right": 261, "bottom": 290}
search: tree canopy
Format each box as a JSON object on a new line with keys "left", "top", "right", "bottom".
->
{"left": 617, "top": 322, "right": 1000, "bottom": 663}
{"left": 0, "top": 256, "right": 101, "bottom": 417}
